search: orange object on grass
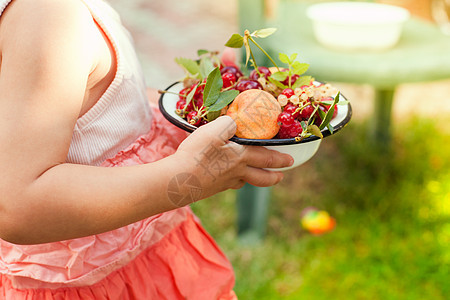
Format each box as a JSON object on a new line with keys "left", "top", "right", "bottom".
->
{"left": 301, "top": 207, "right": 336, "bottom": 235}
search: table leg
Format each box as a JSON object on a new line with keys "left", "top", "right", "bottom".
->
{"left": 370, "top": 88, "right": 395, "bottom": 146}
{"left": 237, "top": 183, "right": 272, "bottom": 244}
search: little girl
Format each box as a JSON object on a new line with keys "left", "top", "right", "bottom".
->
{"left": 0, "top": 0, "right": 293, "bottom": 299}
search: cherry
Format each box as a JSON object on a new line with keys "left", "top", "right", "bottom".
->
{"left": 221, "top": 66, "right": 243, "bottom": 79}
{"left": 235, "top": 79, "right": 263, "bottom": 92}
{"left": 283, "top": 103, "right": 300, "bottom": 119}
{"left": 288, "top": 120, "right": 303, "bottom": 137}
{"left": 187, "top": 111, "right": 202, "bottom": 126}
{"left": 277, "top": 112, "right": 295, "bottom": 127}
{"left": 176, "top": 99, "right": 186, "bottom": 111}
{"left": 277, "top": 124, "right": 292, "bottom": 139}
{"left": 281, "top": 88, "right": 295, "bottom": 98}
{"left": 299, "top": 104, "right": 315, "bottom": 120}
{"left": 179, "top": 87, "right": 190, "bottom": 100}
{"left": 249, "top": 66, "right": 272, "bottom": 81}
{"left": 222, "top": 72, "right": 236, "bottom": 88}
{"left": 195, "top": 98, "right": 204, "bottom": 108}
{"left": 282, "top": 74, "right": 300, "bottom": 86}
{"left": 176, "top": 98, "right": 193, "bottom": 113}
{"left": 277, "top": 120, "right": 303, "bottom": 138}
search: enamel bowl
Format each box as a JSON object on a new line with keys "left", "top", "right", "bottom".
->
{"left": 159, "top": 82, "right": 352, "bottom": 171}
{"left": 306, "top": 2, "right": 410, "bottom": 51}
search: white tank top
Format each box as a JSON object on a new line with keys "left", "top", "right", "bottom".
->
{"left": 0, "top": 0, "right": 153, "bottom": 166}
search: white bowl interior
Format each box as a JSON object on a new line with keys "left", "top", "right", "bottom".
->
{"left": 160, "top": 82, "right": 350, "bottom": 171}
{"left": 306, "top": 2, "right": 410, "bottom": 51}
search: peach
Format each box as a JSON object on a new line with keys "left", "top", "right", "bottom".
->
{"left": 226, "top": 89, "right": 281, "bottom": 139}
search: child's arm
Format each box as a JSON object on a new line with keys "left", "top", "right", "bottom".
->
{"left": 0, "top": 0, "right": 293, "bottom": 245}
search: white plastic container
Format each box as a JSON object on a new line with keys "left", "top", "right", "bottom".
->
{"left": 306, "top": 2, "right": 410, "bottom": 51}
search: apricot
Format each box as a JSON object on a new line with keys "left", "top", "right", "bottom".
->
{"left": 226, "top": 89, "right": 281, "bottom": 139}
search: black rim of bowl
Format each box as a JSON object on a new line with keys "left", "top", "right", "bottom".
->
{"left": 159, "top": 82, "right": 353, "bottom": 146}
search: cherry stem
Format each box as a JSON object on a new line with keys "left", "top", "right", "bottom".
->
{"left": 158, "top": 89, "right": 179, "bottom": 96}
{"left": 248, "top": 36, "right": 280, "bottom": 71}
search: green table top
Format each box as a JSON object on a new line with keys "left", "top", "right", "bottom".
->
{"left": 264, "top": 1, "right": 450, "bottom": 89}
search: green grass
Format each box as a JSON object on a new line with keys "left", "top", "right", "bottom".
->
{"left": 190, "top": 117, "right": 450, "bottom": 300}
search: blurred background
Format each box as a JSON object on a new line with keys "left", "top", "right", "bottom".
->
{"left": 109, "top": 0, "right": 449, "bottom": 299}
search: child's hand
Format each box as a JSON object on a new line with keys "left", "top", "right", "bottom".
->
{"left": 174, "top": 116, "right": 294, "bottom": 200}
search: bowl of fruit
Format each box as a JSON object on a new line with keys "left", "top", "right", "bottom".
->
{"left": 159, "top": 29, "right": 352, "bottom": 170}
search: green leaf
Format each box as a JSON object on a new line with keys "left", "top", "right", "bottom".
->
{"left": 320, "top": 100, "right": 336, "bottom": 105}
{"left": 292, "top": 62, "right": 309, "bottom": 75}
{"left": 251, "top": 28, "right": 277, "bottom": 38}
{"left": 185, "top": 85, "right": 198, "bottom": 107}
{"left": 225, "top": 34, "right": 244, "bottom": 48}
{"left": 319, "top": 92, "right": 341, "bottom": 130}
{"left": 307, "top": 124, "right": 323, "bottom": 139}
{"left": 270, "top": 71, "right": 288, "bottom": 81}
{"left": 268, "top": 77, "right": 287, "bottom": 89}
{"left": 199, "top": 57, "right": 215, "bottom": 79}
{"left": 203, "top": 67, "right": 223, "bottom": 107}
{"left": 197, "top": 49, "right": 209, "bottom": 56}
{"left": 327, "top": 123, "right": 334, "bottom": 134}
{"left": 207, "top": 90, "right": 239, "bottom": 112}
{"left": 206, "top": 110, "right": 221, "bottom": 122}
{"left": 307, "top": 104, "right": 320, "bottom": 125}
{"left": 279, "top": 53, "right": 290, "bottom": 64}
{"left": 290, "top": 53, "right": 298, "bottom": 63}
{"left": 175, "top": 57, "right": 200, "bottom": 76}
{"left": 292, "top": 76, "right": 312, "bottom": 89}
{"left": 300, "top": 121, "right": 308, "bottom": 131}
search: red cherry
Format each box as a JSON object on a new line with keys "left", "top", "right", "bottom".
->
{"left": 189, "top": 83, "right": 204, "bottom": 101}
{"left": 277, "top": 120, "right": 303, "bottom": 138}
{"left": 249, "top": 66, "right": 272, "bottom": 81}
{"left": 235, "top": 79, "right": 263, "bottom": 92}
{"left": 195, "top": 98, "right": 204, "bottom": 108}
{"left": 282, "top": 88, "right": 295, "bottom": 98}
{"left": 282, "top": 74, "right": 299, "bottom": 86}
{"left": 283, "top": 103, "right": 300, "bottom": 119}
{"left": 277, "top": 112, "right": 295, "bottom": 127}
{"left": 187, "top": 111, "right": 201, "bottom": 126}
{"left": 277, "top": 124, "right": 292, "bottom": 139}
{"left": 299, "top": 105, "right": 315, "bottom": 120}
{"left": 221, "top": 66, "right": 243, "bottom": 79}
{"left": 288, "top": 120, "right": 303, "bottom": 137}
{"left": 179, "top": 87, "right": 190, "bottom": 100}
{"left": 222, "top": 72, "right": 236, "bottom": 88}
{"left": 176, "top": 99, "right": 186, "bottom": 111}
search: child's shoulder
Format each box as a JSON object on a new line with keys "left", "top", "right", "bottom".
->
{"left": 0, "top": 0, "right": 96, "bottom": 53}
{"left": 0, "top": 0, "right": 98, "bottom": 71}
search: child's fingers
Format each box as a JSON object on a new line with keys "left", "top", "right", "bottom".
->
{"left": 243, "top": 146, "right": 294, "bottom": 169}
{"left": 193, "top": 115, "right": 237, "bottom": 144}
{"left": 243, "top": 167, "right": 284, "bottom": 187}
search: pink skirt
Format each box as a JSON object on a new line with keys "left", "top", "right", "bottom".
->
{"left": 0, "top": 213, "right": 237, "bottom": 300}
{"left": 0, "top": 107, "right": 237, "bottom": 299}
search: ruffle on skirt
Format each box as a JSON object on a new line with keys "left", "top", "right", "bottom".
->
{"left": 0, "top": 213, "right": 237, "bottom": 300}
{"left": 0, "top": 106, "right": 237, "bottom": 299}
